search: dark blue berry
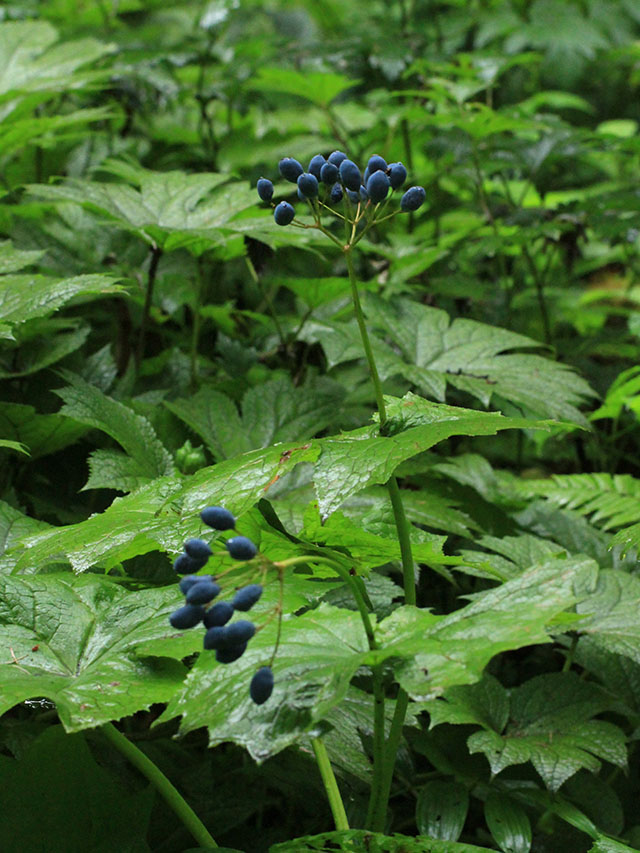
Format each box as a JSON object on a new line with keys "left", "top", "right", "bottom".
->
{"left": 339, "top": 159, "right": 361, "bottom": 191}
{"left": 297, "top": 172, "right": 319, "bottom": 198}
{"left": 388, "top": 162, "right": 407, "bottom": 190}
{"left": 170, "top": 604, "right": 205, "bottom": 630}
{"left": 203, "top": 601, "right": 234, "bottom": 628}
{"left": 200, "top": 506, "right": 236, "bottom": 531}
{"left": 231, "top": 583, "right": 263, "bottom": 611}
{"left": 346, "top": 189, "right": 360, "bottom": 204}
{"left": 278, "top": 157, "right": 304, "bottom": 182}
{"left": 274, "top": 201, "right": 295, "bottom": 226}
{"left": 173, "top": 553, "right": 207, "bottom": 575}
{"left": 400, "top": 186, "right": 426, "bottom": 212}
{"left": 366, "top": 170, "right": 390, "bottom": 203}
{"left": 359, "top": 185, "right": 368, "bottom": 202}
{"left": 216, "top": 642, "right": 247, "bottom": 663}
{"left": 203, "top": 626, "right": 226, "bottom": 650}
{"left": 257, "top": 178, "right": 273, "bottom": 201}
{"left": 367, "top": 154, "right": 387, "bottom": 173}
{"left": 226, "top": 536, "right": 258, "bottom": 561}
{"left": 327, "top": 150, "right": 348, "bottom": 166}
{"left": 186, "top": 580, "right": 221, "bottom": 605}
{"left": 320, "top": 162, "right": 339, "bottom": 184}
{"left": 179, "top": 574, "right": 213, "bottom": 595}
{"left": 250, "top": 666, "right": 274, "bottom": 705}
{"left": 184, "top": 538, "right": 212, "bottom": 561}
{"left": 308, "top": 154, "right": 326, "bottom": 179}
{"left": 329, "top": 182, "right": 343, "bottom": 203}
{"left": 225, "top": 620, "right": 256, "bottom": 644}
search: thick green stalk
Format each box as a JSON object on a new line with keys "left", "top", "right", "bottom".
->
{"left": 100, "top": 722, "right": 217, "bottom": 849}
{"left": 311, "top": 737, "right": 350, "bottom": 831}
{"left": 344, "top": 247, "right": 417, "bottom": 828}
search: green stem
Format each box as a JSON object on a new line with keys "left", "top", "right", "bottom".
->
{"left": 370, "top": 689, "right": 410, "bottom": 831}
{"left": 311, "top": 737, "right": 350, "bottom": 830}
{"left": 344, "top": 246, "right": 417, "bottom": 829}
{"left": 277, "top": 555, "right": 376, "bottom": 650}
{"left": 100, "top": 722, "right": 217, "bottom": 849}
{"left": 190, "top": 257, "right": 204, "bottom": 389}
{"left": 136, "top": 243, "right": 162, "bottom": 367}
{"left": 245, "top": 256, "right": 286, "bottom": 347}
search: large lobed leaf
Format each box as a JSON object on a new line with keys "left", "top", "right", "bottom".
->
{"left": 0, "top": 574, "right": 187, "bottom": 731}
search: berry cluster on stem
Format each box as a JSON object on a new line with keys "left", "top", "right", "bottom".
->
{"left": 168, "top": 505, "right": 274, "bottom": 705}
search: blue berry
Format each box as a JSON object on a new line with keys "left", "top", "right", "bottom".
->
{"left": 231, "top": 583, "right": 263, "bottom": 611}
{"left": 400, "top": 186, "right": 426, "bottom": 212}
{"left": 169, "top": 604, "right": 205, "bottom": 630}
{"left": 184, "top": 538, "right": 212, "bottom": 561}
{"left": 173, "top": 553, "right": 207, "bottom": 575}
{"left": 329, "top": 182, "right": 343, "bottom": 203}
{"left": 320, "top": 162, "right": 339, "bottom": 184}
{"left": 274, "top": 201, "right": 295, "bottom": 226}
{"left": 250, "top": 666, "right": 274, "bottom": 705}
{"left": 278, "top": 157, "right": 304, "bottom": 182}
{"left": 366, "top": 170, "right": 390, "bottom": 203}
{"left": 179, "top": 574, "right": 213, "bottom": 595}
{"left": 297, "top": 187, "right": 306, "bottom": 200}
{"left": 297, "top": 172, "right": 319, "bottom": 198}
{"left": 216, "top": 643, "right": 247, "bottom": 663}
{"left": 203, "top": 601, "right": 234, "bottom": 628}
{"left": 346, "top": 189, "right": 360, "bottom": 204}
{"left": 225, "top": 620, "right": 256, "bottom": 644}
{"left": 367, "top": 154, "right": 387, "bottom": 174}
{"left": 359, "top": 185, "right": 368, "bottom": 202}
{"left": 339, "top": 159, "right": 361, "bottom": 191}
{"left": 257, "top": 178, "right": 273, "bottom": 201}
{"left": 327, "top": 150, "right": 348, "bottom": 166}
{"left": 388, "top": 162, "right": 407, "bottom": 190}
{"left": 186, "top": 580, "right": 221, "bottom": 605}
{"left": 203, "top": 625, "right": 226, "bottom": 649}
{"left": 226, "top": 536, "right": 258, "bottom": 561}
{"left": 308, "top": 154, "right": 326, "bottom": 179}
{"left": 200, "top": 506, "right": 236, "bottom": 530}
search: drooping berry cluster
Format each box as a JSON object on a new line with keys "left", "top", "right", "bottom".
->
{"left": 256, "top": 151, "right": 426, "bottom": 227}
{"left": 168, "top": 505, "right": 274, "bottom": 705}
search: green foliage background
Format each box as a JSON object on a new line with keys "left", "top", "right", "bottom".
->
{"left": 2, "top": 0, "right": 640, "bottom": 850}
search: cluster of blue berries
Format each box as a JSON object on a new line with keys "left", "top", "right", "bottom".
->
{"left": 256, "top": 151, "right": 426, "bottom": 226}
{"left": 168, "top": 506, "right": 274, "bottom": 705}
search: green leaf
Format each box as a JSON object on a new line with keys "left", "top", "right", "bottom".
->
{"left": 416, "top": 781, "right": 469, "bottom": 841}
{"left": 305, "top": 296, "right": 595, "bottom": 424}
{"left": 425, "top": 675, "right": 509, "bottom": 731}
{"left": 269, "top": 829, "right": 496, "bottom": 852}
{"left": 55, "top": 373, "right": 175, "bottom": 485}
{"left": 0, "top": 241, "right": 43, "bottom": 273}
{"left": 84, "top": 449, "right": 160, "bottom": 494}
{"left": 576, "top": 570, "right": 640, "bottom": 664}
{"left": 314, "top": 394, "right": 546, "bottom": 516}
{"left": 165, "top": 386, "right": 249, "bottom": 460}
{"left": 0, "top": 439, "right": 28, "bottom": 455}
{"left": 484, "top": 793, "right": 532, "bottom": 853}
{"left": 158, "top": 603, "right": 370, "bottom": 762}
{"left": 468, "top": 673, "right": 627, "bottom": 791}
{"left": 251, "top": 67, "right": 357, "bottom": 107}
{"left": 0, "top": 318, "right": 90, "bottom": 378}
{"left": 0, "top": 500, "right": 50, "bottom": 561}
{"left": 0, "top": 273, "right": 121, "bottom": 327}
{"left": 14, "top": 441, "right": 319, "bottom": 572}
{"left": 0, "top": 402, "right": 86, "bottom": 459}
{"left": 28, "top": 168, "right": 257, "bottom": 251}
{"left": 0, "top": 574, "right": 187, "bottom": 731}
{"left": 0, "top": 20, "right": 113, "bottom": 100}
{"left": 588, "top": 839, "right": 639, "bottom": 853}
{"left": 377, "top": 556, "right": 596, "bottom": 701}
{"left": 0, "top": 726, "right": 153, "bottom": 853}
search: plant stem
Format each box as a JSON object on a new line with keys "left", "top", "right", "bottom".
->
{"left": 100, "top": 722, "right": 217, "bottom": 849}
{"left": 136, "top": 243, "right": 162, "bottom": 367}
{"left": 245, "top": 255, "right": 287, "bottom": 347}
{"left": 344, "top": 246, "right": 417, "bottom": 828}
{"left": 311, "top": 737, "right": 350, "bottom": 830}
{"left": 190, "top": 256, "right": 205, "bottom": 389}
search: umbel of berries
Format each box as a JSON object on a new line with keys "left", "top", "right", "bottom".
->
{"left": 256, "top": 150, "right": 425, "bottom": 230}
